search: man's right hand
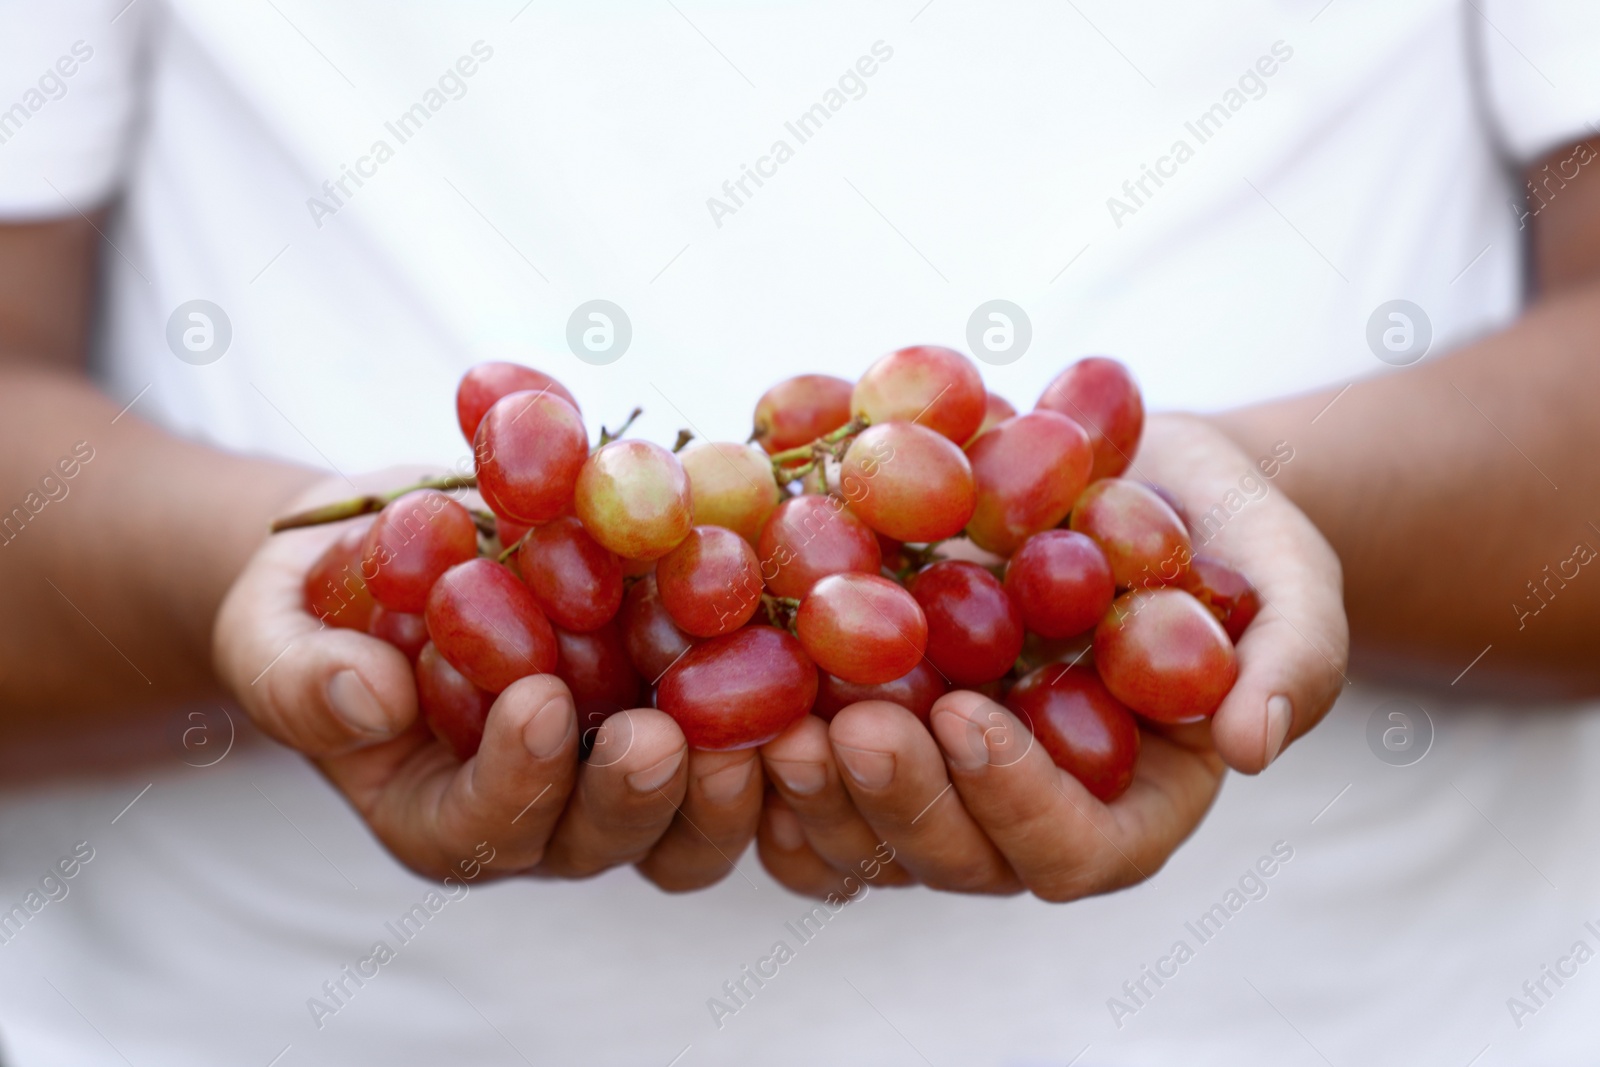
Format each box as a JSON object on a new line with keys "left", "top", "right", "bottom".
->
{"left": 214, "top": 473, "right": 763, "bottom": 888}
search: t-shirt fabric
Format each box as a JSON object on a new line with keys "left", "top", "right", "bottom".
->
{"left": 1, "top": 1, "right": 1598, "bottom": 1063}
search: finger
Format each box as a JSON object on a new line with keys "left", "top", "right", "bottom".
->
{"left": 536, "top": 708, "right": 688, "bottom": 879}
{"left": 636, "top": 747, "right": 763, "bottom": 893}
{"left": 216, "top": 520, "right": 416, "bottom": 755}
{"left": 760, "top": 714, "right": 913, "bottom": 887}
{"left": 756, "top": 792, "right": 878, "bottom": 899}
{"left": 828, "top": 700, "right": 1020, "bottom": 894}
{"left": 319, "top": 674, "right": 581, "bottom": 877}
{"left": 1208, "top": 505, "right": 1349, "bottom": 773}
{"left": 930, "top": 690, "right": 1225, "bottom": 901}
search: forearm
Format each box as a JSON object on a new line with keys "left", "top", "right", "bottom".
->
{"left": 1215, "top": 277, "right": 1600, "bottom": 694}
{"left": 0, "top": 367, "right": 317, "bottom": 723}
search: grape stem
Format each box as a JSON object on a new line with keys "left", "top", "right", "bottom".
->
{"left": 760, "top": 593, "right": 803, "bottom": 632}
{"left": 269, "top": 474, "right": 479, "bottom": 533}
{"left": 672, "top": 429, "right": 694, "bottom": 453}
{"left": 496, "top": 526, "right": 533, "bottom": 563}
{"left": 893, "top": 539, "right": 948, "bottom": 581}
{"left": 767, "top": 416, "right": 870, "bottom": 477}
{"left": 596, "top": 407, "right": 644, "bottom": 449}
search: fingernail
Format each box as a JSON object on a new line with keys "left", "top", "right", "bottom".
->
{"left": 524, "top": 695, "right": 574, "bottom": 760}
{"left": 930, "top": 708, "right": 988, "bottom": 772}
{"left": 1264, "top": 694, "right": 1293, "bottom": 766}
{"left": 767, "top": 804, "right": 806, "bottom": 851}
{"left": 699, "top": 760, "right": 755, "bottom": 804}
{"left": 626, "top": 749, "right": 685, "bottom": 794}
{"left": 766, "top": 759, "right": 827, "bottom": 796}
{"left": 834, "top": 745, "right": 895, "bottom": 790}
{"left": 326, "top": 670, "right": 391, "bottom": 736}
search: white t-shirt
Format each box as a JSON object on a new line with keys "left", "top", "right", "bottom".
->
{"left": 2, "top": 1, "right": 1599, "bottom": 1063}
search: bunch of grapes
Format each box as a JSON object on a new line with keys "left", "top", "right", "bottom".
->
{"left": 292, "top": 347, "right": 1259, "bottom": 803}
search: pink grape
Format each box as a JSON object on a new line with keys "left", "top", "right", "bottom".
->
{"left": 417, "top": 642, "right": 495, "bottom": 761}
{"left": 1035, "top": 357, "right": 1144, "bottom": 481}
{"left": 1003, "top": 529, "right": 1115, "bottom": 639}
{"left": 367, "top": 605, "right": 429, "bottom": 662}
{"left": 751, "top": 374, "right": 854, "bottom": 456}
{"left": 656, "top": 526, "right": 764, "bottom": 638}
{"left": 852, "top": 345, "right": 986, "bottom": 444}
{"left": 796, "top": 572, "right": 927, "bottom": 684}
{"left": 909, "top": 561, "right": 1023, "bottom": 687}
{"left": 360, "top": 489, "right": 480, "bottom": 613}
{"left": 1005, "top": 664, "right": 1140, "bottom": 802}
{"left": 574, "top": 440, "right": 693, "bottom": 561}
{"left": 812, "top": 660, "right": 948, "bottom": 724}
{"left": 456, "top": 362, "right": 579, "bottom": 443}
{"left": 304, "top": 524, "right": 379, "bottom": 631}
{"left": 515, "top": 515, "right": 623, "bottom": 632}
{"left": 619, "top": 573, "right": 695, "bottom": 682}
{"left": 678, "top": 441, "right": 780, "bottom": 545}
{"left": 1093, "top": 588, "right": 1237, "bottom": 722}
{"left": 657, "top": 626, "right": 818, "bottom": 750}
{"left": 967, "top": 392, "right": 1017, "bottom": 445}
{"left": 840, "top": 422, "right": 976, "bottom": 543}
{"left": 554, "top": 620, "right": 643, "bottom": 736}
{"left": 1182, "top": 555, "right": 1262, "bottom": 643}
{"left": 964, "top": 410, "right": 1093, "bottom": 554}
{"left": 757, "top": 494, "right": 882, "bottom": 599}
{"left": 474, "top": 390, "right": 589, "bottom": 525}
{"left": 1069, "top": 478, "right": 1192, "bottom": 589}
{"left": 426, "top": 558, "right": 557, "bottom": 693}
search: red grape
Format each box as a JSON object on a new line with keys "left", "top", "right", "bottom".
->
{"left": 1035, "top": 357, "right": 1144, "bottom": 481}
{"left": 554, "top": 620, "right": 643, "bottom": 735}
{"left": 474, "top": 390, "right": 589, "bottom": 525}
{"left": 1094, "top": 588, "right": 1237, "bottom": 722}
{"left": 812, "top": 660, "right": 948, "bottom": 724}
{"left": 360, "top": 490, "right": 480, "bottom": 613}
{"left": 967, "top": 392, "right": 1017, "bottom": 445}
{"left": 875, "top": 532, "right": 909, "bottom": 574}
{"left": 840, "top": 422, "right": 976, "bottom": 543}
{"left": 619, "top": 573, "right": 695, "bottom": 682}
{"left": 574, "top": 440, "right": 693, "bottom": 560}
{"left": 304, "top": 524, "right": 379, "bottom": 631}
{"left": 417, "top": 642, "right": 495, "bottom": 761}
{"left": 1069, "top": 478, "right": 1192, "bottom": 589}
{"left": 368, "top": 605, "right": 429, "bottom": 662}
{"left": 909, "top": 561, "right": 1023, "bottom": 686}
{"left": 1004, "top": 530, "right": 1114, "bottom": 639}
{"left": 965, "top": 411, "right": 1093, "bottom": 554}
{"left": 757, "top": 494, "right": 882, "bottom": 599}
{"left": 1182, "top": 555, "right": 1262, "bottom": 642}
{"left": 1005, "top": 664, "right": 1140, "bottom": 802}
{"left": 796, "top": 572, "right": 928, "bottom": 684}
{"left": 751, "top": 374, "right": 854, "bottom": 456}
{"left": 852, "top": 345, "right": 985, "bottom": 444}
{"left": 678, "top": 441, "right": 780, "bottom": 545}
{"left": 425, "top": 558, "right": 557, "bottom": 693}
{"left": 657, "top": 626, "right": 818, "bottom": 750}
{"left": 657, "top": 526, "right": 764, "bottom": 637}
{"left": 456, "top": 362, "right": 579, "bottom": 443}
{"left": 515, "top": 515, "right": 623, "bottom": 632}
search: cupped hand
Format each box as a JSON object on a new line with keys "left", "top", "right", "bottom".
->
{"left": 214, "top": 472, "right": 762, "bottom": 888}
{"left": 756, "top": 413, "right": 1348, "bottom": 901}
